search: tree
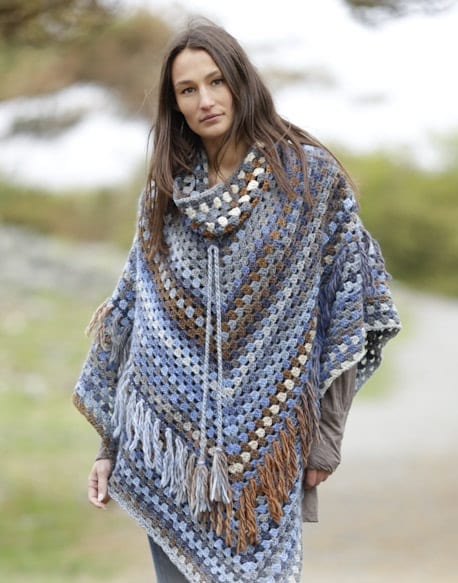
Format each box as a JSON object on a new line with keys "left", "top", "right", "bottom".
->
{"left": 0, "top": 0, "right": 117, "bottom": 44}
{"left": 342, "top": 0, "right": 455, "bottom": 24}
{"left": 0, "top": 1, "right": 171, "bottom": 113}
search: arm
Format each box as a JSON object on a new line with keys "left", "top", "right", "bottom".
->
{"left": 304, "top": 364, "right": 357, "bottom": 488}
{"left": 95, "top": 436, "right": 117, "bottom": 461}
{"left": 88, "top": 437, "right": 116, "bottom": 509}
{"left": 88, "top": 459, "right": 113, "bottom": 509}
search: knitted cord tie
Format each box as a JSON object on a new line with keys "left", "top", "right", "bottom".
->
{"left": 190, "top": 244, "right": 233, "bottom": 518}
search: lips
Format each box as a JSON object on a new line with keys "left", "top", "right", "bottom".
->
{"left": 200, "top": 113, "right": 222, "bottom": 122}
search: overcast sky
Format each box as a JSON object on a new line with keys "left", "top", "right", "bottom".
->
{"left": 0, "top": 0, "right": 455, "bottom": 189}
{"left": 135, "top": 0, "right": 458, "bottom": 166}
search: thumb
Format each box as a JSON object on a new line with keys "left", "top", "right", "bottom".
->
{"left": 97, "top": 473, "right": 108, "bottom": 503}
{"left": 304, "top": 468, "right": 318, "bottom": 489}
{"left": 95, "top": 459, "right": 113, "bottom": 507}
{"left": 97, "top": 469, "right": 111, "bottom": 505}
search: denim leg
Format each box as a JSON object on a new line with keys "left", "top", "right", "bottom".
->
{"left": 148, "top": 537, "right": 189, "bottom": 583}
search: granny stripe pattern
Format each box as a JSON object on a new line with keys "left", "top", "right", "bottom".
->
{"left": 73, "top": 145, "right": 400, "bottom": 582}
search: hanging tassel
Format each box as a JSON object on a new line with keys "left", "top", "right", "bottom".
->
{"left": 85, "top": 298, "right": 113, "bottom": 349}
{"left": 111, "top": 375, "right": 129, "bottom": 439}
{"left": 153, "top": 418, "right": 163, "bottom": 475}
{"left": 213, "top": 502, "right": 225, "bottom": 537}
{"left": 294, "top": 384, "right": 321, "bottom": 464}
{"left": 271, "top": 441, "right": 288, "bottom": 503}
{"left": 124, "top": 392, "right": 137, "bottom": 449}
{"left": 259, "top": 453, "right": 283, "bottom": 523}
{"left": 142, "top": 408, "right": 155, "bottom": 469}
{"left": 284, "top": 417, "right": 299, "bottom": 490}
{"left": 209, "top": 503, "right": 217, "bottom": 533}
{"left": 200, "top": 510, "right": 211, "bottom": 529}
{"left": 209, "top": 447, "right": 232, "bottom": 505}
{"left": 279, "top": 428, "right": 296, "bottom": 492}
{"left": 237, "top": 477, "right": 258, "bottom": 553}
{"left": 161, "top": 428, "right": 175, "bottom": 490}
{"left": 174, "top": 437, "right": 188, "bottom": 505}
{"left": 186, "top": 452, "right": 197, "bottom": 510}
{"left": 128, "top": 399, "right": 145, "bottom": 453}
{"left": 109, "top": 320, "right": 132, "bottom": 366}
{"left": 190, "top": 459, "right": 210, "bottom": 520}
{"left": 246, "top": 478, "right": 258, "bottom": 546}
{"left": 224, "top": 501, "right": 234, "bottom": 548}
{"left": 237, "top": 491, "right": 248, "bottom": 553}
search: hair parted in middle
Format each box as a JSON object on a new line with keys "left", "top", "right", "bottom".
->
{"left": 141, "top": 19, "right": 343, "bottom": 256}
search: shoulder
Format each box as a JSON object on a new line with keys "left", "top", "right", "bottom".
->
{"left": 301, "top": 144, "right": 341, "bottom": 178}
{"left": 298, "top": 145, "right": 358, "bottom": 216}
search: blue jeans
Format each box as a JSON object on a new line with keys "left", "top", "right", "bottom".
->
{"left": 148, "top": 537, "right": 188, "bottom": 582}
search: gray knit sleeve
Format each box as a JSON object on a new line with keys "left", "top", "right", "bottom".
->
{"left": 301, "top": 366, "right": 356, "bottom": 522}
{"left": 307, "top": 365, "right": 357, "bottom": 472}
{"left": 95, "top": 436, "right": 117, "bottom": 461}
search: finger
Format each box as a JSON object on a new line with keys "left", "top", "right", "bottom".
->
{"left": 315, "top": 470, "right": 331, "bottom": 487}
{"left": 304, "top": 469, "right": 317, "bottom": 489}
{"left": 88, "top": 477, "right": 106, "bottom": 509}
{"left": 97, "top": 469, "right": 111, "bottom": 505}
{"left": 320, "top": 470, "right": 330, "bottom": 483}
{"left": 88, "top": 470, "right": 108, "bottom": 509}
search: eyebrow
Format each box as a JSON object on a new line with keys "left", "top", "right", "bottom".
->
{"left": 174, "top": 69, "right": 222, "bottom": 89}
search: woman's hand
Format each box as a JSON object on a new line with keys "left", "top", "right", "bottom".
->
{"left": 88, "top": 459, "right": 113, "bottom": 509}
{"left": 304, "top": 468, "right": 331, "bottom": 489}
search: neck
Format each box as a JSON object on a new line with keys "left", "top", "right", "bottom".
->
{"left": 204, "top": 139, "right": 248, "bottom": 186}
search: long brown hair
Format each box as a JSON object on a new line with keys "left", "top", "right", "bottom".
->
{"left": 142, "top": 20, "right": 346, "bottom": 256}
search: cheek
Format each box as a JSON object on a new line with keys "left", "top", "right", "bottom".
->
{"left": 176, "top": 100, "right": 195, "bottom": 122}
{"left": 226, "top": 91, "right": 235, "bottom": 114}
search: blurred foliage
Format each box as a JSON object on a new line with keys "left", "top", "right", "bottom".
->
{"left": 1, "top": 143, "right": 458, "bottom": 297}
{"left": 0, "top": 179, "right": 140, "bottom": 248}
{"left": 342, "top": 0, "right": 455, "bottom": 23}
{"left": 0, "top": 0, "right": 114, "bottom": 44}
{"left": 0, "top": 4, "right": 171, "bottom": 114}
{"left": 341, "top": 148, "right": 458, "bottom": 297}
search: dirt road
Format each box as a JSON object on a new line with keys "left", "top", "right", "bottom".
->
{"left": 302, "top": 287, "right": 458, "bottom": 582}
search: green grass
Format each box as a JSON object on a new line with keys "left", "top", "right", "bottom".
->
{"left": 0, "top": 180, "right": 139, "bottom": 250}
{"left": 0, "top": 287, "right": 150, "bottom": 581}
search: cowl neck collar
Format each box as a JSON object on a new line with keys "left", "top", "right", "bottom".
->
{"left": 172, "top": 146, "right": 273, "bottom": 238}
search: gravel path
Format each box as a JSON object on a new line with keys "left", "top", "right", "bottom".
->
{"left": 302, "top": 288, "right": 458, "bottom": 582}
{"left": 0, "top": 225, "right": 124, "bottom": 299}
{"left": 3, "top": 226, "right": 456, "bottom": 582}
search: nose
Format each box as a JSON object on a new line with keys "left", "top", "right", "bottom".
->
{"left": 199, "top": 86, "right": 215, "bottom": 109}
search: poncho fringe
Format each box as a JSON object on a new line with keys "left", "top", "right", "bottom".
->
{"left": 74, "top": 144, "right": 400, "bottom": 582}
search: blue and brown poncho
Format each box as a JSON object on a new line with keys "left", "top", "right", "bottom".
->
{"left": 73, "top": 144, "right": 401, "bottom": 582}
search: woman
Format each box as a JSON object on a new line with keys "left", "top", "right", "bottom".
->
{"left": 74, "top": 21, "right": 401, "bottom": 582}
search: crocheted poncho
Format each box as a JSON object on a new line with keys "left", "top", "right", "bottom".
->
{"left": 74, "top": 144, "right": 400, "bottom": 582}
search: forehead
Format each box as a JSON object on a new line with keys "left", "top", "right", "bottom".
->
{"left": 171, "top": 48, "right": 220, "bottom": 84}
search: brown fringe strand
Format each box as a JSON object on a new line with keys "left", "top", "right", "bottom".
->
{"left": 85, "top": 298, "right": 113, "bottom": 349}
{"left": 224, "top": 502, "right": 233, "bottom": 548}
{"left": 294, "top": 384, "right": 320, "bottom": 464}
{"left": 236, "top": 478, "right": 258, "bottom": 553}
{"left": 245, "top": 478, "right": 258, "bottom": 546}
{"left": 259, "top": 452, "right": 283, "bottom": 523}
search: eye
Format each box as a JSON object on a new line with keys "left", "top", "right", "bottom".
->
{"left": 181, "top": 87, "right": 195, "bottom": 95}
{"left": 212, "top": 78, "right": 225, "bottom": 86}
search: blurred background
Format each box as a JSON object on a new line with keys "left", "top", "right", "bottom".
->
{"left": 0, "top": 0, "right": 457, "bottom": 581}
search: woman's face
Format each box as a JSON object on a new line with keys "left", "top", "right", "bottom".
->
{"left": 172, "top": 48, "right": 234, "bottom": 150}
